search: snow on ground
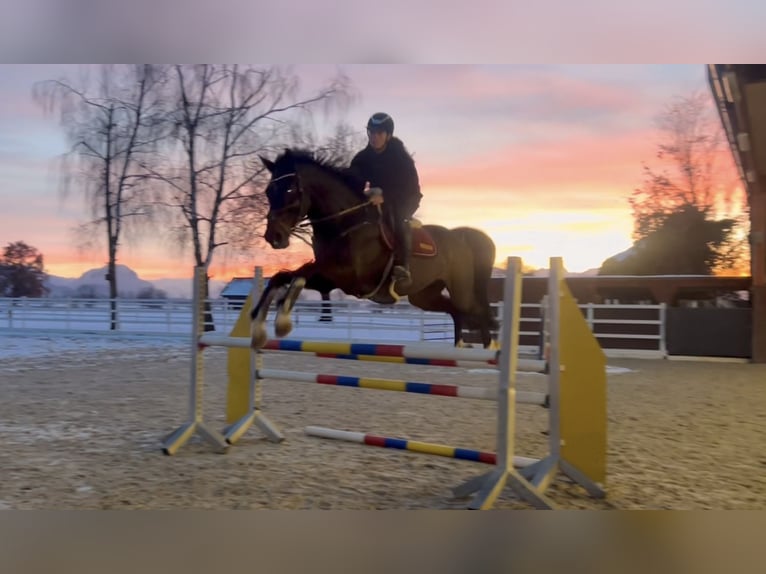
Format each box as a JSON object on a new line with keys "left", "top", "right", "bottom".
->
{"left": 0, "top": 333, "right": 188, "bottom": 361}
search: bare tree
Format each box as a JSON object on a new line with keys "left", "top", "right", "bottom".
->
{"left": 302, "top": 120, "right": 368, "bottom": 165}
{"left": 145, "top": 65, "right": 353, "bottom": 329}
{"left": 621, "top": 89, "right": 748, "bottom": 274}
{"left": 33, "top": 65, "right": 165, "bottom": 328}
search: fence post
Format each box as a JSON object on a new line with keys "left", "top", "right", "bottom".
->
{"left": 659, "top": 303, "right": 668, "bottom": 357}
{"left": 586, "top": 303, "right": 594, "bottom": 331}
{"left": 536, "top": 297, "right": 546, "bottom": 360}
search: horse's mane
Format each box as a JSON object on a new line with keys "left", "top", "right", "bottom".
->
{"left": 276, "top": 148, "right": 367, "bottom": 198}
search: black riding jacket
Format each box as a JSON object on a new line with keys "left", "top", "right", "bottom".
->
{"left": 349, "top": 137, "right": 422, "bottom": 213}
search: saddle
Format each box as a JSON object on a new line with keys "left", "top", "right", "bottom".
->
{"left": 379, "top": 218, "right": 437, "bottom": 257}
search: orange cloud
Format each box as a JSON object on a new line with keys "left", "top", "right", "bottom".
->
{"left": 414, "top": 128, "right": 658, "bottom": 224}
{"left": 378, "top": 66, "right": 645, "bottom": 118}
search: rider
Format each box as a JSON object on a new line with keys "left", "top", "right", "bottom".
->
{"left": 349, "top": 112, "right": 422, "bottom": 288}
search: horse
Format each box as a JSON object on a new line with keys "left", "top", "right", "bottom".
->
{"left": 250, "top": 148, "right": 499, "bottom": 350}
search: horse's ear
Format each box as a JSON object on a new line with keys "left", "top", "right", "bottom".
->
{"left": 260, "top": 155, "right": 275, "bottom": 172}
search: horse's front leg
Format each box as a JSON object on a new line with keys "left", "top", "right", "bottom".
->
{"left": 249, "top": 271, "right": 294, "bottom": 349}
{"left": 273, "top": 263, "right": 325, "bottom": 337}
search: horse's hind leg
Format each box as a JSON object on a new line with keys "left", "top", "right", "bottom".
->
{"left": 443, "top": 272, "right": 498, "bottom": 349}
{"left": 461, "top": 313, "right": 497, "bottom": 349}
{"left": 407, "top": 282, "right": 466, "bottom": 347}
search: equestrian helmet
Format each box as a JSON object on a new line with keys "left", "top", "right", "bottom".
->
{"left": 367, "top": 112, "right": 394, "bottom": 134}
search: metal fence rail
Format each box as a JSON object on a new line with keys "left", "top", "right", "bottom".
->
{"left": 0, "top": 296, "right": 666, "bottom": 356}
{"left": 0, "top": 297, "right": 456, "bottom": 344}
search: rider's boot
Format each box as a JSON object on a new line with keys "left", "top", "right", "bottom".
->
{"left": 392, "top": 221, "right": 413, "bottom": 289}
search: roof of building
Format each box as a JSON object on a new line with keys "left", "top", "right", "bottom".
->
{"left": 220, "top": 277, "right": 270, "bottom": 298}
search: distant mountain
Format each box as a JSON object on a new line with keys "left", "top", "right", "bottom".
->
{"left": 151, "top": 277, "right": 226, "bottom": 299}
{"left": 42, "top": 262, "right": 601, "bottom": 300}
{"left": 44, "top": 264, "right": 226, "bottom": 299}
{"left": 45, "top": 265, "right": 154, "bottom": 298}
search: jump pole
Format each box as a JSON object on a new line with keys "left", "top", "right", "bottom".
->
{"left": 210, "top": 256, "right": 605, "bottom": 508}
{"left": 204, "top": 335, "right": 547, "bottom": 373}
{"left": 528, "top": 256, "right": 606, "bottom": 498}
{"left": 294, "top": 257, "right": 552, "bottom": 508}
{"left": 162, "top": 266, "right": 229, "bottom": 455}
{"left": 442, "top": 256, "right": 554, "bottom": 509}
{"left": 304, "top": 426, "right": 539, "bottom": 468}
{"left": 304, "top": 257, "right": 607, "bottom": 507}
{"left": 220, "top": 266, "right": 283, "bottom": 445}
{"left": 256, "top": 368, "right": 548, "bottom": 406}
{"left": 453, "top": 257, "right": 607, "bottom": 502}
{"left": 162, "top": 266, "right": 283, "bottom": 456}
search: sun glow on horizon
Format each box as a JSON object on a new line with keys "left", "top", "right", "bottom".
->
{"left": 42, "top": 205, "right": 637, "bottom": 279}
{"left": 488, "top": 212, "right": 635, "bottom": 271}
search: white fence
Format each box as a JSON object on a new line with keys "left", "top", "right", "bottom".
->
{"left": 0, "top": 296, "right": 666, "bottom": 357}
{"left": 0, "top": 297, "right": 454, "bottom": 344}
{"left": 577, "top": 302, "right": 667, "bottom": 358}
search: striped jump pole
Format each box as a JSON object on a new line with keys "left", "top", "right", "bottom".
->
{"left": 293, "top": 257, "right": 555, "bottom": 510}
{"left": 162, "top": 266, "right": 283, "bottom": 456}
{"left": 312, "top": 352, "right": 499, "bottom": 369}
{"left": 200, "top": 335, "right": 548, "bottom": 373}
{"left": 219, "top": 267, "right": 283, "bottom": 446}
{"left": 305, "top": 426, "right": 538, "bottom": 468}
{"left": 452, "top": 257, "right": 607, "bottom": 506}
{"left": 210, "top": 255, "right": 606, "bottom": 510}
{"left": 258, "top": 368, "right": 548, "bottom": 406}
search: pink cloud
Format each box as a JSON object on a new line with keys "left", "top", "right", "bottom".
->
{"left": 417, "top": 127, "right": 660, "bottom": 204}
{"left": 353, "top": 65, "right": 648, "bottom": 122}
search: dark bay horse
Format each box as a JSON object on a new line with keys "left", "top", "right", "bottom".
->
{"left": 250, "top": 148, "right": 499, "bottom": 349}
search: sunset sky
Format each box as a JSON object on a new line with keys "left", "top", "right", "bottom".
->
{"left": 0, "top": 64, "right": 735, "bottom": 280}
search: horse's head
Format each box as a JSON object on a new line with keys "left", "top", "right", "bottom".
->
{"left": 260, "top": 148, "right": 368, "bottom": 249}
{"left": 260, "top": 150, "right": 307, "bottom": 249}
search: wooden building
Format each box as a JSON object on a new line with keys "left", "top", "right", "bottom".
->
{"left": 708, "top": 64, "right": 766, "bottom": 362}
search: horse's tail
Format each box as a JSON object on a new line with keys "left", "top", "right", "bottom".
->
{"left": 453, "top": 227, "right": 499, "bottom": 332}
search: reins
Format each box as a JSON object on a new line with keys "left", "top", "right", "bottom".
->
{"left": 297, "top": 199, "right": 374, "bottom": 228}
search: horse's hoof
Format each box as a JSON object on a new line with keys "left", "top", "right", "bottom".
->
{"left": 292, "top": 277, "right": 306, "bottom": 290}
{"left": 274, "top": 314, "right": 293, "bottom": 337}
{"left": 250, "top": 322, "right": 267, "bottom": 350}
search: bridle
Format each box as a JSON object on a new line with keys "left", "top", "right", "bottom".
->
{"left": 264, "top": 163, "right": 394, "bottom": 301}
{"left": 266, "top": 169, "right": 374, "bottom": 232}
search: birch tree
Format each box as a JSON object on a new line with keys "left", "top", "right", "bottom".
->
{"left": 146, "top": 65, "right": 353, "bottom": 329}
{"left": 33, "top": 65, "right": 165, "bottom": 328}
